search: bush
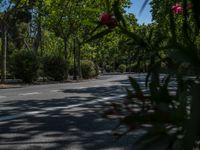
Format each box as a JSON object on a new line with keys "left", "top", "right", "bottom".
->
{"left": 10, "top": 50, "right": 39, "bottom": 83}
{"left": 43, "top": 55, "right": 66, "bottom": 81}
{"left": 105, "top": 65, "right": 112, "bottom": 72}
{"left": 118, "top": 64, "right": 126, "bottom": 73}
{"left": 81, "top": 60, "right": 96, "bottom": 79}
{"left": 127, "top": 63, "right": 137, "bottom": 72}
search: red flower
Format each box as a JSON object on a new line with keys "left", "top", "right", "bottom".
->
{"left": 171, "top": 3, "right": 183, "bottom": 14}
{"left": 100, "top": 12, "right": 111, "bottom": 25}
{"left": 100, "top": 12, "right": 117, "bottom": 28}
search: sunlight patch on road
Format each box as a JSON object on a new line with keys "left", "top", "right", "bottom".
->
{"left": 50, "top": 90, "right": 62, "bottom": 92}
{"left": 0, "top": 96, "right": 6, "bottom": 99}
{"left": 0, "top": 111, "right": 43, "bottom": 122}
{"left": 19, "top": 92, "right": 40, "bottom": 96}
{"left": 75, "top": 87, "right": 87, "bottom": 89}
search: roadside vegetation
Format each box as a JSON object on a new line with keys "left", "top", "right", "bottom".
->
{"left": 99, "top": 0, "right": 200, "bottom": 149}
{"left": 0, "top": 0, "right": 138, "bottom": 83}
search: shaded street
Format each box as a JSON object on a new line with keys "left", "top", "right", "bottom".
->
{"left": 0, "top": 74, "right": 147, "bottom": 150}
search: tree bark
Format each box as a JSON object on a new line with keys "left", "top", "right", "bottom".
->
{"left": 33, "top": 21, "right": 41, "bottom": 53}
{"left": 76, "top": 38, "right": 82, "bottom": 79}
{"left": 63, "top": 38, "right": 69, "bottom": 80}
{"left": 1, "top": 28, "right": 7, "bottom": 83}
{"left": 73, "top": 38, "right": 77, "bottom": 80}
{"left": 33, "top": 1, "right": 42, "bottom": 54}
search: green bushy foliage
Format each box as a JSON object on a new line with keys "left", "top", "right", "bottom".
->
{"left": 127, "top": 63, "right": 137, "bottom": 72}
{"left": 81, "top": 60, "right": 97, "bottom": 79}
{"left": 43, "top": 55, "right": 66, "bottom": 81}
{"left": 105, "top": 65, "right": 112, "bottom": 72}
{"left": 10, "top": 50, "right": 39, "bottom": 83}
{"left": 118, "top": 64, "right": 126, "bottom": 73}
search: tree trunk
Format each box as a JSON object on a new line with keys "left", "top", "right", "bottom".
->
{"left": 33, "top": 21, "right": 41, "bottom": 53}
{"left": 1, "top": 28, "right": 7, "bottom": 83}
{"left": 63, "top": 38, "right": 69, "bottom": 80}
{"left": 33, "top": 1, "right": 42, "bottom": 54}
{"left": 73, "top": 38, "right": 77, "bottom": 80}
{"left": 102, "top": 57, "right": 105, "bottom": 74}
{"left": 76, "top": 38, "right": 82, "bottom": 79}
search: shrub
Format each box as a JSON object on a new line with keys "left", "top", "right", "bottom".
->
{"left": 43, "top": 55, "right": 66, "bottom": 81}
{"left": 118, "top": 64, "right": 126, "bottom": 73}
{"left": 81, "top": 60, "right": 96, "bottom": 79}
{"left": 127, "top": 63, "right": 137, "bottom": 72}
{"left": 105, "top": 65, "right": 112, "bottom": 72}
{"left": 10, "top": 49, "right": 39, "bottom": 83}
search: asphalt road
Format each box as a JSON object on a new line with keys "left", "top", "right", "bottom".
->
{"left": 0, "top": 74, "right": 148, "bottom": 150}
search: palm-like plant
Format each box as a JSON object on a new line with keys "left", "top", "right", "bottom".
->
{"left": 102, "top": 0, "right": 200, "bottom": 149}
{"left": 87, "top": 0, "right": 199, "bottom": 148}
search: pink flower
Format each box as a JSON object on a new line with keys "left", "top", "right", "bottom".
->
{"left": 100, "top": 12, "right": 117, "bottom": 28}
{"left": 171, "top": 3, "right": 183, "bottom": 14}
{"left": 100, "top": 12, "right": 111, "bottom": 25}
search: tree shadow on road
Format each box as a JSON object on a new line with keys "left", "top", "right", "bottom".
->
{"left": 0, "top": 85, "right": 134, "bottom": 150}
{"left": 62, "top": 84, "right": 129, "bottom": 98}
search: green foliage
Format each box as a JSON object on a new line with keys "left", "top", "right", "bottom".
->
{"left": 127, "top": 63, "right": 137, "bottom": 72}
{"left": 43, "top": 55, "right": 66, "bottom": 81}
{"left": 105, "top": 65, "right": 112, "bottom": 72}
{"left": 118, "top": 64, "right": 126, "bottom": 73}
{"left": 86, "top": 29, "right": 112, "bottom": 43}
{"left": 1, "top": 0, "right": 133, "bottom": 83}
{"left": 10, "top": 50, "right": 39, "bottom": 83}
{"left": 101, "top": 0, "right": 200, "bottom": 149}
{"left": 81, "top": 60, "right": 97, "bottom": 79}
{"left": 4, "top": 0, "right": 200, "bottom": 149}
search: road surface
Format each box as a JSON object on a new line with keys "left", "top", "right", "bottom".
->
{"left": 0, "top": 74, "right": 147, "bottom": 150}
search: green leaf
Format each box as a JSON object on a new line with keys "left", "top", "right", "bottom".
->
{"left": 158, "top": 75, "right": 171, "bottom": 104}
{"left": 166, "top": 44, "right": 200, "bottom": 72}
{"left": 119, "top": 27, "right": 148, "bottom": 48}
{"left": 126, "top": 88, "right": 134, "bottom": 99}
{"left": 191, "top": 0, "right": 200, "bottom": 30}
{"left": 82, "top": 19, "right": 97, "bottom": 26}
{"left": 113, "top": 0, "right": 127, "bottom": 28}
{"left": 85, "top": 29, "right": 112, "bottom": 43}
{"left": 105, "top": 0, "right": 111, "bottom": 12}
{"left": 81, "top": 8, "right": 101, "bottom": 13}
{"left": 129, "top": 77, "right": 142, "bottom": 94}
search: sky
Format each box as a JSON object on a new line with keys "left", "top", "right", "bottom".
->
{"left": 126, "top": 0, "right": 152, "bottom": 24}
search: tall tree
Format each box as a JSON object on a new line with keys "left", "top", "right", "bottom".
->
{"left": 0, "top": 0, "right": 31, "bottom": 83}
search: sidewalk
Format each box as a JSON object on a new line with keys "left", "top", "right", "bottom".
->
{"left": 0, "top": 77, "right": 97, "bottom": 89}
{"left": 0, "top": 74, "right": 128, "bottom": 89}
{"left": 0, "top": 83, "right": 22, "bottom": 89}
